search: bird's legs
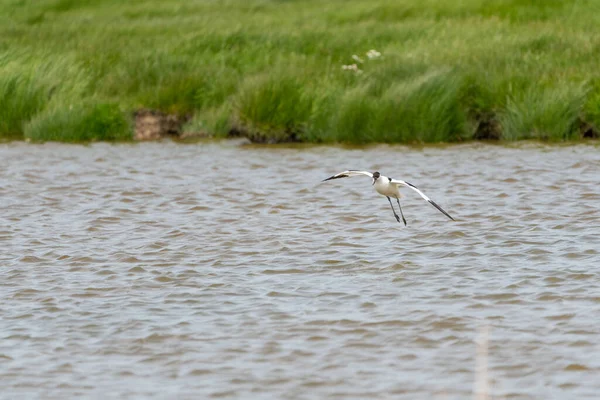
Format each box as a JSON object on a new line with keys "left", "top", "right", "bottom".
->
{"left": 396, "top": 197, "right": 407, "bottom": 226}
{"left": 387, "top": 196, "right": 402, "bottom": 224}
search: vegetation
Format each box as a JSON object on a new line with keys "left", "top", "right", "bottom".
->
{"left": 1, "top": 0, "right": 600, "bottom": 143}
{"left": 25, "top": 102, "right": 131, "bottom": 142}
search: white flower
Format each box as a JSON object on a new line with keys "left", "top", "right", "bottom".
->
{"left": 341, "top": 64, "right": 362, "bottom": 74}
{"left": 366, "top": 49, "right": 381, "bottom": 59}
{"left": 352, "top": 54, "right": 364, "bottom": 63}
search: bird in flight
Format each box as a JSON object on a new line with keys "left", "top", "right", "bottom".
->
{"left": 322, "top": 170, "right": 454, "bottom": 225}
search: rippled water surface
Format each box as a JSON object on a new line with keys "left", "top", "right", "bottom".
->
{"left": 1, "top": 141, "right": 599, "bottom": 399}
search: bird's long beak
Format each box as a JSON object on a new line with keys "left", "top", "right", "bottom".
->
{"left": 372, "top": 179, "right": 376, "bottom": 185}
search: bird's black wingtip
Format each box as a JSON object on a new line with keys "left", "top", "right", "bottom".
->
{"left": 322, "top": 174, "right": 347, "bottom": 182}
{"left": 428, "top": 199, "right": 455, "bottom": 221}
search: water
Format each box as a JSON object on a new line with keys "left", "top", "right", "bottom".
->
{"left": 1, "top": 141, "right": 599, "bottom": 399}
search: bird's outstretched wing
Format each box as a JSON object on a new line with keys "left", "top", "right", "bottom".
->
{"left": 322, "top": 170, "right": 373, "bottom": 181}
{"left": 390, "top": 179, "right": 455, "bottom": 221}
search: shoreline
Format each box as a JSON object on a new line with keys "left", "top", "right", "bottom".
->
{"left": 2, "top": 135, "right": 599, "bottom": 149}
{"left": 5, "top": 104, "right": 600, "bottom": 145}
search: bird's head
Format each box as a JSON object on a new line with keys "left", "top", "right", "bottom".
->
{"left": 372, "top": 171, "right": 380, "bottom": 185}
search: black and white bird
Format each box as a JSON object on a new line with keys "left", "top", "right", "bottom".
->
{"left": 322, "top": 170, "right": 454, "bottom": 225}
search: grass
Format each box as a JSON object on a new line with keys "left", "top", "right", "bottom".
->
{"left": 2, "top": 0, "right": 600, "bottom": 143}
{"left": 0, "top": 52, "right": 89, "bottom": 139}
{"left": 500, "top": 85, "right": 586, "bottom": 141}
{"left": 25, "top": 101, "right": 131, "bottom": 142}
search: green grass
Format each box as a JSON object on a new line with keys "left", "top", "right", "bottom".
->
{"left": 234, "top": 69, "right": 317, "bottom": 142}
{"left": 2, "top": 0, "right": 600, "bottom": 143}
{"left": 0, "top": 52, "right": 89, "bottom": 138}
{"left": 500, "top": 85, "right": 586, "bottom": 141}
{"left": 25, "top": 102, "right": 131, "bottom": 142}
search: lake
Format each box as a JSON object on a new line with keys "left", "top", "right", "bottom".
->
{"left": 1, "top": 141, "right": 599, "bottom": 399}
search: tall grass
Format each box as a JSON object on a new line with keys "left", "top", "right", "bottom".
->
{"left": 234, "top": 72, "right": 316, "bottom": 142}
{"left": 1, "top": 0, "right": 600, "bottom": 143}
{"left": 500, "top": 85, "right": 586, "bottom": 141}
{"left": 25, "top": 102, "right": 131, "bottom": 142}
{"left": 0, "top": 52, "right": 90, "bottom": 139}
{"left": 0, "top": 72, "right": 47, "bottom": 139}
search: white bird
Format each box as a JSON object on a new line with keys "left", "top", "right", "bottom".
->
{"left": 322, "top": 170, "right": 454, "bottom": 225}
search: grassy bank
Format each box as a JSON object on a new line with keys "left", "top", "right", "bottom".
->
{"left": 2, "top": 0, "right": 600, "bottom": 143}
